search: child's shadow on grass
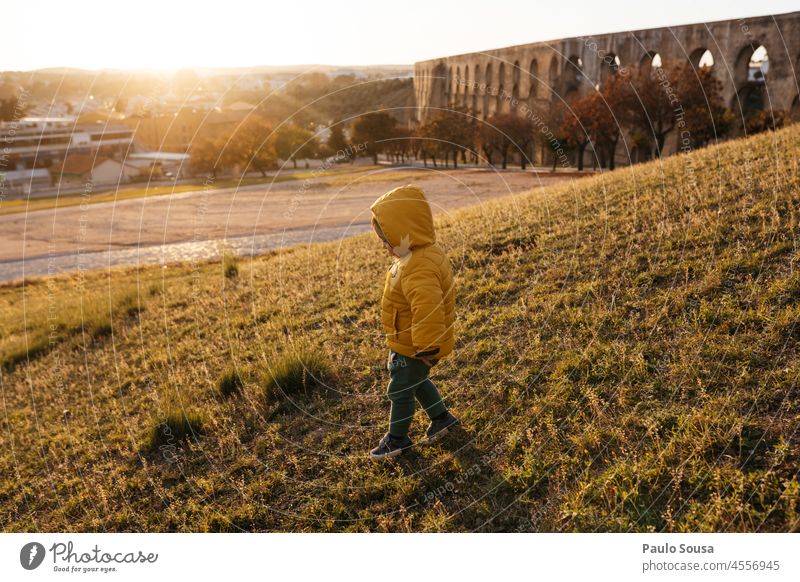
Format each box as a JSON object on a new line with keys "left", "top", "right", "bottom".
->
{"left": 392, "top": 426, "right": 516, "bottom": 529}
{"left": 395, "top": 425, "right": 491, "bottom": 476}
{"left": 391, "top": 425, "right": 500, "bottom": 518}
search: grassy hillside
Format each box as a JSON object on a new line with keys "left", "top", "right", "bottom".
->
{"left": 1, "top": 124, "right": 798, "bottom": 532}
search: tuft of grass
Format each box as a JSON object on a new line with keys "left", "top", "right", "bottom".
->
{"left": 117, "top": 292, "right": 145, "bottom": 317}
{"left": 264, "top": 347, "right": 332, "bottom": 403}
{"left": 149, "top": 409, "right": 205, "bottom": 450}
{"left": 223, "top": 252, "right": 239, "bottom": 279}
{"left": 90, "top": 322, "right": 113, "bottom": 339}
{"left": 217, "top": 365, "right": 246, "bottom": 398}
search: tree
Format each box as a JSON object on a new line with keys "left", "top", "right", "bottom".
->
{"left": 227, "top": 117, "right": 277, "bottom": 177}
{"left": 676, "top": 64, "right": 734, "bottom": 148}
{"left": 618, "top": 63, "right": 681, "bottom": 158}
{"left": 325, "top": 123, "right": 351, "bottom": 161}
{"left": 419, "top": 108, "right": 476, "bottom": 168}
{"left": 478, "top": 121, "right": 499, "bottom": 167}
{"left": 189, "top": 137, "right": 225, "bottom": 179}
{"left": 387, "top": 125, "right": 414, "bottom": 164}
{"left": 0, "top": 96, "right": 26, "bottom": 121}
{"left": 559, "top": 95, "right": 594, "bottom": 170}
{"left": 286, "top": 72, "right": 331, "bottom": 101}
{"left": 274, "top": 123, "right": 317, "bottom": 168}
{"left": 352, "top": 112, "right": 398, "bottom": 164}
{"left": 542, "top": 103, "right": 573, "bottom": 171}
{"left": 416, "top": 121, "right": 439, "bottom": 167}
{"left": 501, "top": 113, "right": 537, "bottom": 169}
{"left": 479, "top": 113, "right": 535, "bottom": 169}
{"left": 614, "top": 62, "right": 735, "bottom": 159}
{"left": 256, "top": 91, "right": 311, "bottom": 128}
{"left": 589, "top": 75, "right": 626, "bottom": 169}
{"left": 745, "top": 109, "right": 787, "bottom": 135}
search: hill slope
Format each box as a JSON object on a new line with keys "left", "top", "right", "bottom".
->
{"left": 1, "top": 125, "right": 799, "bottom": 532}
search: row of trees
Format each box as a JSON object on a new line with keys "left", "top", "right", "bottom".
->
{"left": 189, "top": 62, "right": 789, "bottom": 178}
{"left": 346, "top": 62, "right": 787, "bottom": 171}
{"left": 189, "top": 118, "right": 322, "bottom": 178}
{"left": 427, "top": 63, "right": 782, "bottom": 171}
{"left": 188, "top": 111, "right": 410, "bottom": 179}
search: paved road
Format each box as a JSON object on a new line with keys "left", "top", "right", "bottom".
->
{"left": 0, "top": 167, "right": 575, "bottom": 281}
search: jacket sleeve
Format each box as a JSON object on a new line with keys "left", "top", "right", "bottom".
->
{"left": 402, "top": 262, "right": 446, "bottom": 358}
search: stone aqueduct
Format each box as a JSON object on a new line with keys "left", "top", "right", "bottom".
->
{"left": 413, "top": 11, "right": 800, "bottom": 164}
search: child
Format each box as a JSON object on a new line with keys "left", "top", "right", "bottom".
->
{"left": 369, "top": 184, "right": 459, "bottom": 460}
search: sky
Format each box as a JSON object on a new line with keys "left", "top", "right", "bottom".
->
{"left": 5, "top": 0, "right": 799, "bottom": 71}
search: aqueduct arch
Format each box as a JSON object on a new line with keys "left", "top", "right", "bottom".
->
{"left": 413, "top": 10, "right": 799, "bottom": 159}
{"left": 689, "top": 47, "right": 715, "bottom": 69}
{"left": 528, "top": 58, "right": 539, "bottom": 99}
{"left": 547, "top": 55, "right": 560, "bottom": 100}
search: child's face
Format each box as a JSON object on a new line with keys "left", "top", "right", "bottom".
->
{"left": 373, "top": 221, "right": 397, "bottom": 257}
{"left": 380, "top": 237, "right": 396, "bottom": 257}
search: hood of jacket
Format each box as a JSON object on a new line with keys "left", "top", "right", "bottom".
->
{"left": 370, "top": 185, "right": 435, "bottom": 255}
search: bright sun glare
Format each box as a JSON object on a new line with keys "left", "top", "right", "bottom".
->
{"left": 6, "top": 0, "right": 799, "bottom": 71}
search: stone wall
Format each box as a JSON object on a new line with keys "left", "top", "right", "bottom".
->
{"left": 413, "top": 11, "right": 800, "bottom": 163}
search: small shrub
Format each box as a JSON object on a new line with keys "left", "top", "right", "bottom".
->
{"left": 149, "top": 409, "right": 205, "bottom": 450}
{"left": 218, "top": 366, "right": 245, "bottom": 398}
{"left": 90, "top": 322, "right": 113, "bottom": 339}
{"left": 85, "top": 288, "right": 142, "bottom": 339}
{"left": 223, "top": 253, "right": 239, "bottom": 279}
{"left": 264, "top": 347, "right": 331, "bottom": 403}
{"left": 117, "top": 292, "right": 144, "bottom": 317}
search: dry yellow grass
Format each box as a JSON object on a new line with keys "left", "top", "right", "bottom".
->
{"left": 0, "top": 124, "right": 798, "bottom": 532}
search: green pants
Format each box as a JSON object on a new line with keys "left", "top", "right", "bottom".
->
{"left": 386, "top": 350, "right": 448, "bottom": 438}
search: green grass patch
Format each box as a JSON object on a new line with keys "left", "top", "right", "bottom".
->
{"left": 0, "top": 284, "right": 145, "bottom": 370}
{"left": 149, "top": 409, "right": 205, "bottom": 450}
{"left": 217, "top": 366, "right": 246, "bottom": 398}
{"left": 264, "top": 347, "right": 332, "bottom": 403}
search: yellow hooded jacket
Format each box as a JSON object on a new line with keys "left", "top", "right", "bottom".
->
{"left": 371, "top": 185, "right": 455, "bottom": 360}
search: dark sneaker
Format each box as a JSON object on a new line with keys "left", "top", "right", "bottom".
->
{"left": 370, "top": 433, "right": 413, "bottom": 460}
{"left": 425, "top": 411, "right": 460, "bottom": 443}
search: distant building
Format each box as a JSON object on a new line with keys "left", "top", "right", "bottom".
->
{"left": 127, "top": 151, "right": 191, "bottom": 178}
{"left": 0, "top": 116, "right": 135, "bottom": 171}
{"left": 51, "top": 154, "right": 141, "bottom": 186}
{"left": 76, "top": 110, "right": 127, "bottom": 125}
{"left": 0, "top": 168, "right": 51, "bottom": 195}
{"left": 26, "top": 102, "right": 71, "bottom": 118}
{"left": 234, "top": 75, "right": 267, "bottom": 91}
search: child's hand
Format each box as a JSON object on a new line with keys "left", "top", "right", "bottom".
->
{"left": 420, "top": 357, "right": 435, "bottom": 368}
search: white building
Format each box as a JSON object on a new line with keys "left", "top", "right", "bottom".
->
{"left": 127, "top": 151, "right": 191, "bottom": 178}
{"left": 0, "top": 117, "right": 135, "bottom": 170}
{"left": 0, "top": 168, "right": 51, "bottom": 196}
{"left": 52, "top": 154, "right": 142, "bottom": 186}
